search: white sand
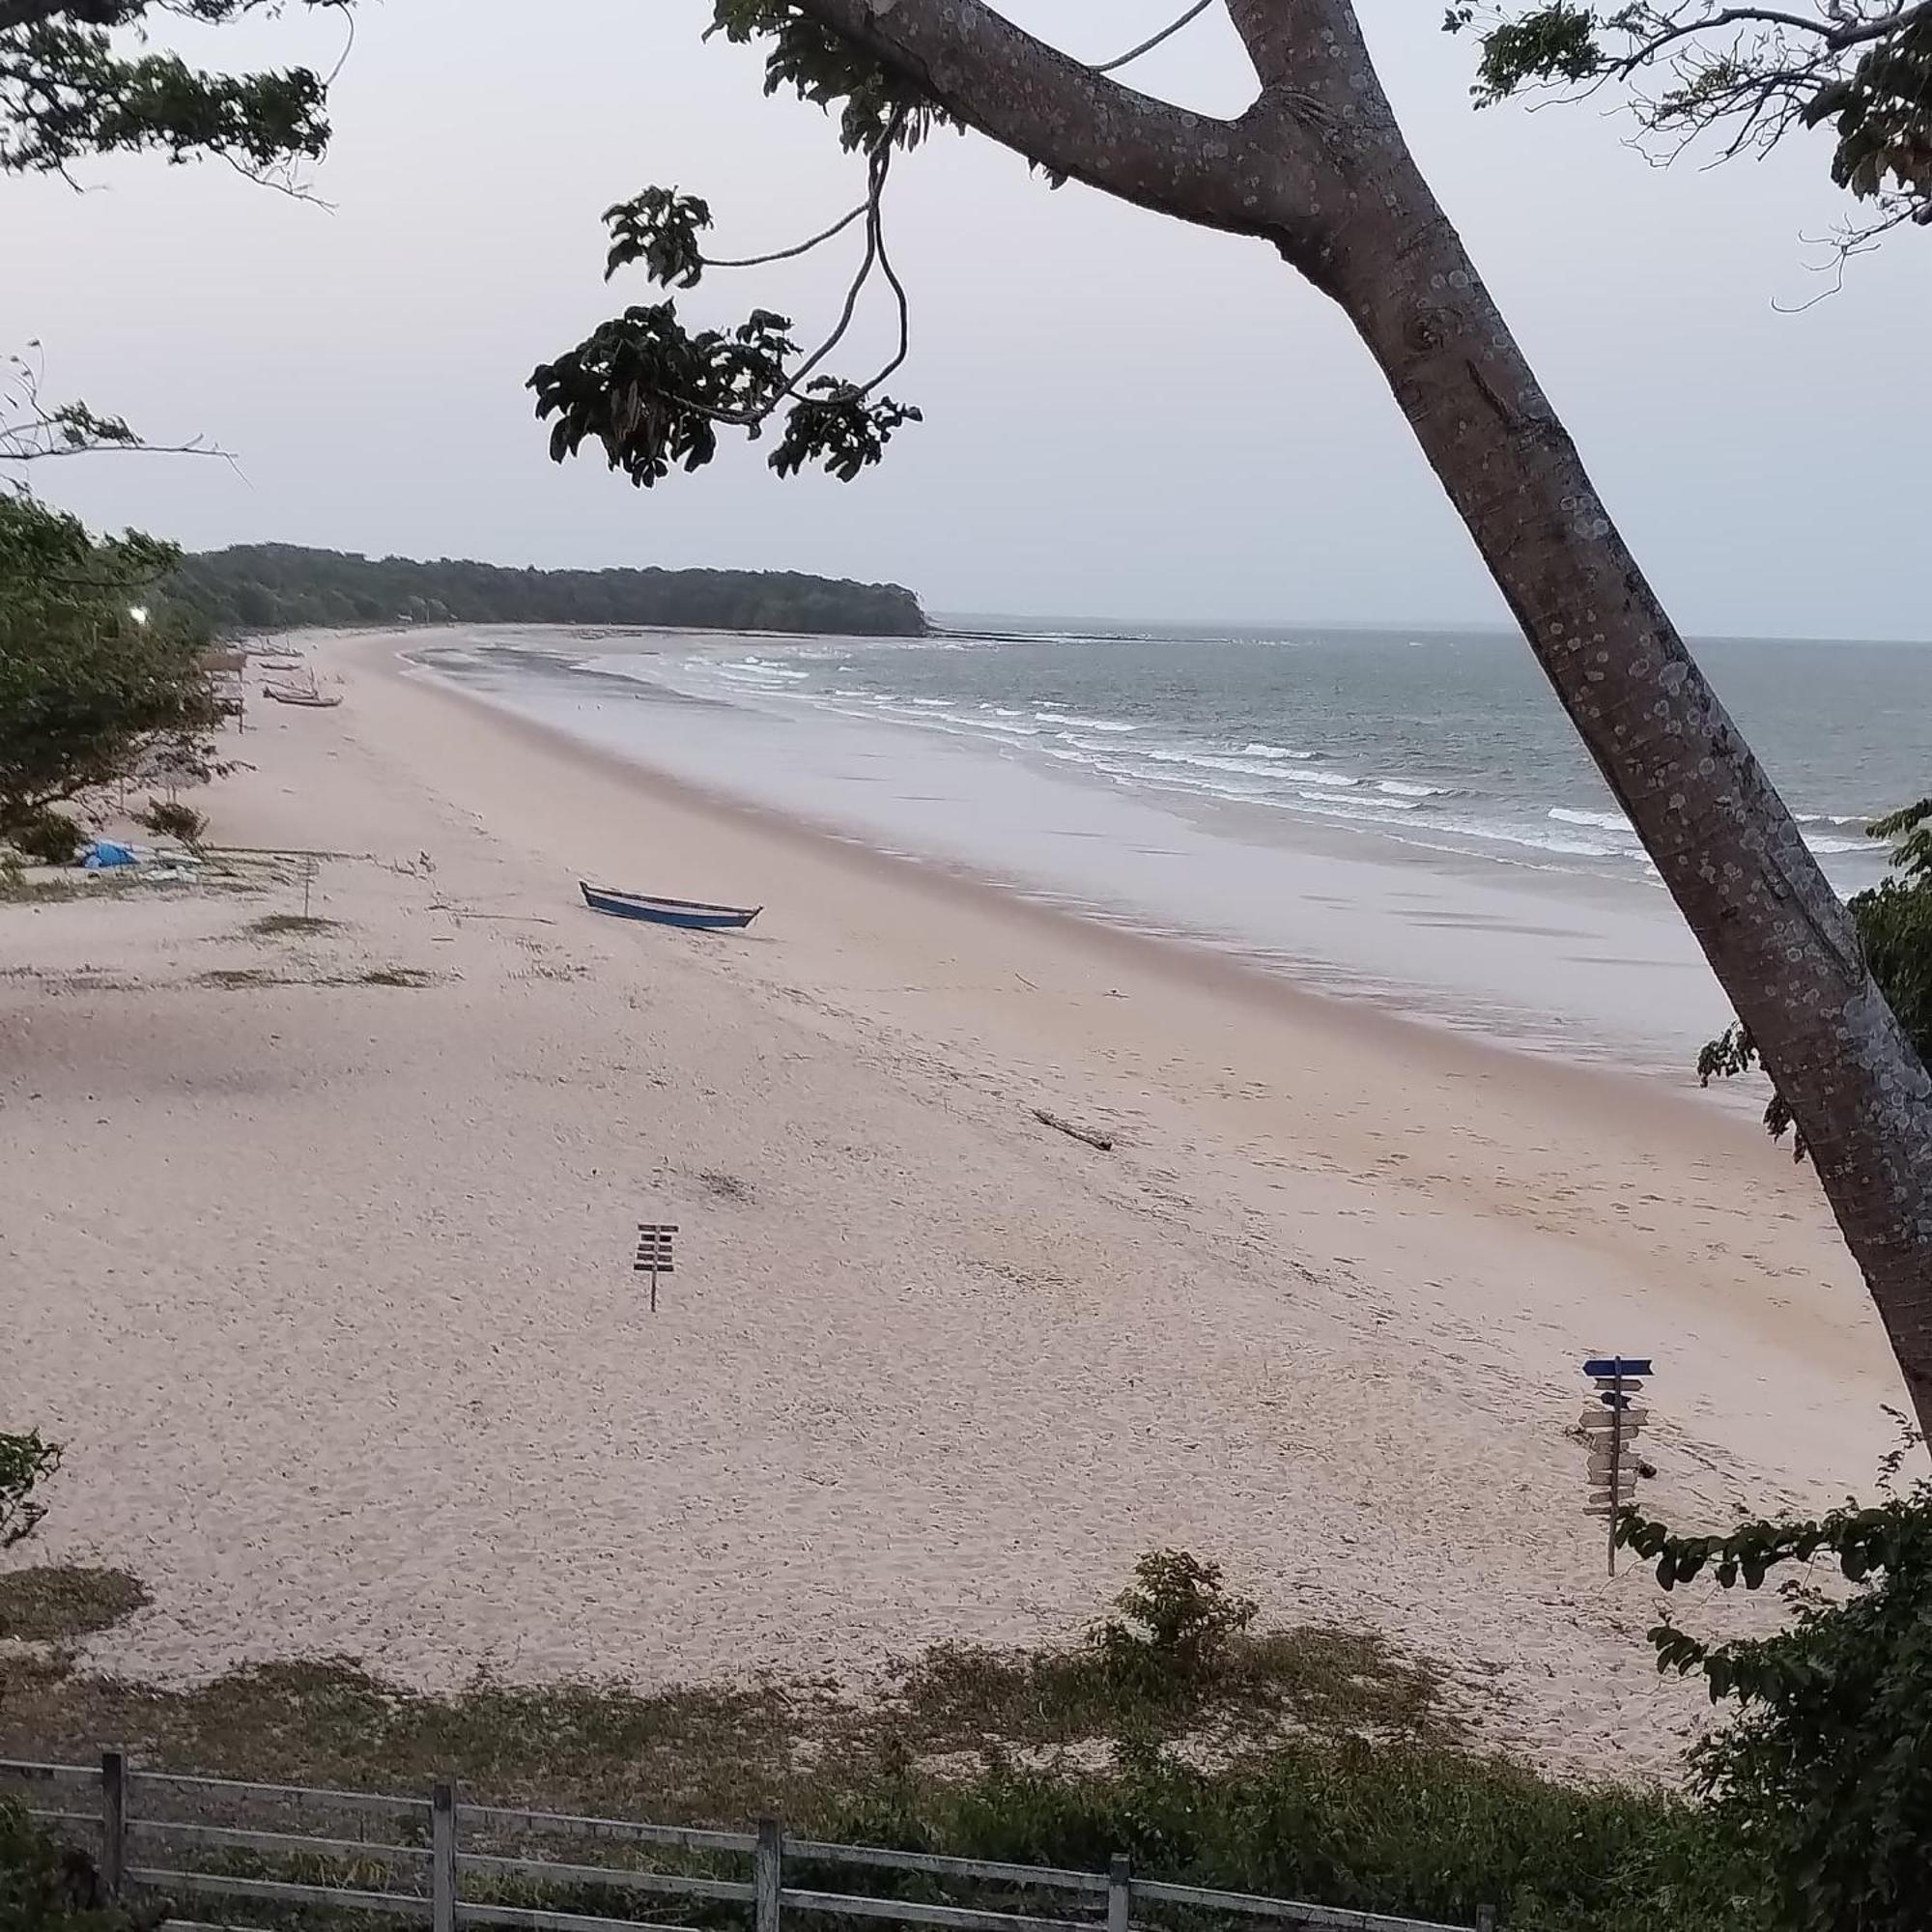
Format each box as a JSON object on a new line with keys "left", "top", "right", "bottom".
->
{"left": 0, "top": 631, "right": 1904, "bottom": 1781}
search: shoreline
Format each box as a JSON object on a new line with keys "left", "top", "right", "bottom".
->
{"left": 0, "top": 627, "right": 1905, "bottom": 1784}
{"left": 389, "top": 634, "right": 1748, "bottom": 1132}
{"left": 401, "top": 628, "right": 1746, "bottom": 1082}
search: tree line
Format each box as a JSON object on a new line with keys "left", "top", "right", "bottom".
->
{"left": 165, "top": 543, "right": 927, "bottom": 639}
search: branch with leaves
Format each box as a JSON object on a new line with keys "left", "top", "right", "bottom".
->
{"left": 0, "top": 0, "right": 350, "bottom": 183}
{"left": 2, "top": 347, "right": 222, "bottom": 471}
{"left": 529, "top": 90, "right": 926, "bottom": 486}
{"left": 528, "top": 0, "right": 1361, "bottom": 493}
{"left": 0, "top": 1429, "right": 60, "bottom": 1548}
{"left": 1616, "top": 1425, "right": 1932, "bottom": 1930}
{"left": 1447, "top": 1, "right": 1932, "bottom": 246}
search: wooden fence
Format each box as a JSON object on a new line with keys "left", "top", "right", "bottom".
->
{"left": 2, "top": 1754, "right": 1491, "bottom": 1932}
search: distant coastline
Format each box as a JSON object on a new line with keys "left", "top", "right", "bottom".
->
{"left": 167, "top": 542, "right": 927, "bottom": 639}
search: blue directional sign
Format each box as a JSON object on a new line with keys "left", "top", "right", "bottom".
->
{"left": 1583, "top": 1357, "right": 1653, "bottom": 1379}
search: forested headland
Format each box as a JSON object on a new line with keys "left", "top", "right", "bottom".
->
{"left": 167, "top": 544, "right": 927, "bottom": 638}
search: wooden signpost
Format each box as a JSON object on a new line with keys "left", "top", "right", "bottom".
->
{"left": 635, "top": 1222, "right": 676, "bottom": 1312}
{"left": 1580, "top": 1355, "right": 1653, "bottom": 1575}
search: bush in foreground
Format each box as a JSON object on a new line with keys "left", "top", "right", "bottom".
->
{"left": 1625, "top": 1453, "right": 1932, "bottom": 1932}
{"left": 824, "top": 1736, "right": 1753, "bottom": 1932}
{"left": 0, "top": 1802, "right": 137, "bottom": 1932}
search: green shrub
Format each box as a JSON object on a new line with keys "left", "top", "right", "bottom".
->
{"left": 3, "top": 810, "right": 87, "bottom": 867}
{"left": 1, "top": 1430, "right": 61, "bottom": 1548}
{"left": 1087, "top": 1549, "right": 1256, "bottom": 1690}
{"left": 1624, "top": 1453, "right": 1932, "bottom": 1930}
{"left": 822, "top": 1734, "right": 1757, "bottom": 1931}
{"left": 138, "top": 798, "right": 206, "bottom": 844}
{"left": 0, "top": 1800, "right": 138, "bottom": 1931}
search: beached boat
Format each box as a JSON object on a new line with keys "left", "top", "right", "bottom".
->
{"left": 580, "top": 882, "right": 761, "bottom": 930}
{"left": 263, "top": 685, "right": 343, "bottom": 708}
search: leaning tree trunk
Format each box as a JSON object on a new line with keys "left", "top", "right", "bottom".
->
{"left": 1233, "top": 0, "right": 1932, "bottom": 1427}
{"left": 789, "top": 0, "right": 1932, "bottom": 1432}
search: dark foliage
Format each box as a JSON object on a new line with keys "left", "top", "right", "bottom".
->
{"left": 0, "top": 493, "right": 219, "bottom": 827}
{"left": 770, "top": 381, "right": 922, "bottom": 482}
{"left": 529, "top": 302, "right": 797, "bottom": 484}
{"left": 706, "top": 0, "right": 954, "bottom": 155}
{"left": 1620, "top": 1455, "right": 1932, "bottom": 1931}
{"left": 532, "top": 12, "right": 925, "bottom": 497}
{"left": 533, "top": 166, "right": 921, "bottom": 490}
{"left": 1448, "top": 1, "right": 1932, "bottom": 243}
{"left": 0, "top": 1801, "right": 139, "bottom": 1932}
{"left": 0, "top": 2, "right": 341, "bottom": 179}
{"left": 0, "top": 1427, "right": 60, "bottom": 1548}
{"left": 166, "top": 542, "right": 927, "bottom": 637}
{"left": 603, "top": 185, "right": 713, "bottom": 288}
{"left": 4, "top": 805, "right": 85, "bottom": 864}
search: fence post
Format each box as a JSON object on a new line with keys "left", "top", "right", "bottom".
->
{"left": 755, "top": 1815, "right": 783, "bottom": 1932}
{"left": 99, "top": 1749, "right": 127, "bottom": 1899}
{"left": 1107, "top": 1853, "right": 1132, "bottom": 1932}
{"left": 432, "top": 1780, "right": 457, "bottom": 1932}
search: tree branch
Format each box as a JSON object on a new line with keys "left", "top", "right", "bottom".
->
{"left": 1613, "top": 2, "right": 1932, "bottom": 71}
{"left": 1092, "top": 0, "right": 1220, "bottom": 73}
{"left": 782, "top": 0, "right": 1326, "bottom": 246}
{"left": 705, "top": 199, "right": 866, "bottom": 268}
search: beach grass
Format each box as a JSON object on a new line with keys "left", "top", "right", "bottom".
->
{"left": 246, "top": 913, "right": 343, "bottom": 938}
{"left": 193, "top": 965, "right": 438, "bottom": 990}
{"left": 0, "top": 1568, "right": 149, "bottom": 1646}
{"left": 0, "top": 1610, "right": 1753, "bottom": 1931}
{"left": 0, "top": 873, "right": 89, "bottom": 905}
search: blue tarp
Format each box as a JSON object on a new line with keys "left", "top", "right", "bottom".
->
{"left": 84, "top": 840, "right": 137, "bottom": 869}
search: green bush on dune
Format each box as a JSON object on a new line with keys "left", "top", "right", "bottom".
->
{"left": 0, "top": 1803, "right": 138, "bottom": 1932}
{"left": 8, "top": 1525, "right": 1930, "bottom": 1929}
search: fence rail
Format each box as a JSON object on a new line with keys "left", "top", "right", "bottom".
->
{"left": 1, "top": 1754, "right": 1492, "bottom": 1932}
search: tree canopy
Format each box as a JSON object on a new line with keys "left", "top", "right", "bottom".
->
{"left": 165, "top": 542, "right": 928, "bottom": 638}
{"left": 0, "top": 0, "right": 339, "bottom": 181}
{"left": 1447, "top": 1, "right": 1932, "bottom": 248}
{"left": 0, "top": 492, "right": 219, "bottom": 837}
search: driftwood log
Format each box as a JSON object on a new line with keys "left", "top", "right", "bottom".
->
{"left": 1033, "top": 1108, "right": 1114, "bottom": 1152}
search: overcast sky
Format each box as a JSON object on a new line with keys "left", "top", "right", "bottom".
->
{"left": 9, "top": 1, "right": 1928, "bottom": 637}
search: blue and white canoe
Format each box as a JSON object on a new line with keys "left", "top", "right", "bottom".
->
{"left": 580, "top": 881, "right": 762, "bottom": 930}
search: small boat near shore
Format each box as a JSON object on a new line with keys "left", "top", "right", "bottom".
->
{"left": 263, "top": 685, "right": 343, "bottom": 708}
{"left": 580, "top": 882, "right": 761, "bottom": 930}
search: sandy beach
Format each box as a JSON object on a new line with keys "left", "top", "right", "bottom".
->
{"left": 0, "top": 629, "right": 1906, "bottom": 1782}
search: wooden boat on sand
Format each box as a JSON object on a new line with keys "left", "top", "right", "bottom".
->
{"left": 263, "top": 685, "right": 342, "bottom": 708}
{"left": 580, "top": 882, "right": 761, "bottom": 930}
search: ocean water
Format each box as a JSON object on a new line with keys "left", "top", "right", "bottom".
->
{"left": 663, "top": 619, "right": 1927, "bottom": 894}
{"left": 412, "top": 620, "right": 1929, "bottom": 1072}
